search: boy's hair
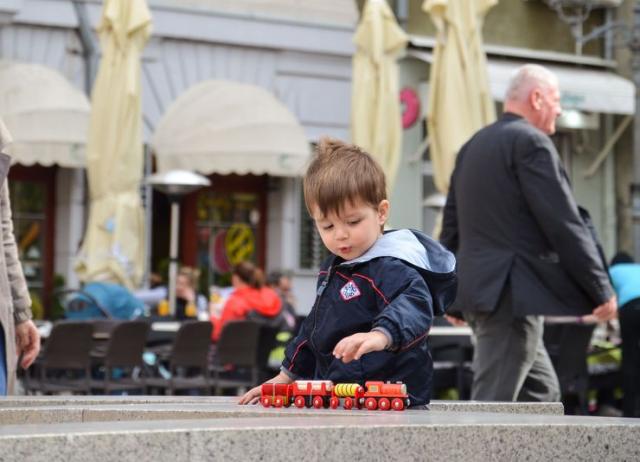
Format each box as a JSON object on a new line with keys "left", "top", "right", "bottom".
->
{"left": 303, "top": 137, "right": 387, "bottom": 216}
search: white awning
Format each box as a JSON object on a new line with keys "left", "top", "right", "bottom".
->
{"left": 407, "top": 50, "right": 635, "bottom": 115}
{"left": 151, "top": 80, "right": 310, "bottom": 177}
{"left": 0, "top": 61, "right": 90, "bottom": 168}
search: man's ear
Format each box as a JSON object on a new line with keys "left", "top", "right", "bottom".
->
{"left": 377, "top": 200, "right": 390, "bottom": 224}
{"left": 530, "top": 89, "right": 542, "bottom": 110}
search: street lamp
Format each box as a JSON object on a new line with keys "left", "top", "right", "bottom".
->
{"left": 147, "top": 170, "right": 210, "bottom": 316}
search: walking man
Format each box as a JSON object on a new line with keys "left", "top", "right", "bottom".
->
{"left": 440, "top": 64, "right": 616, "bottom": 401}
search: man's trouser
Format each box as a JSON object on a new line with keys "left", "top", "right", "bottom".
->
{"left": 464, "top": 287, "right": 561, "bottom": 402}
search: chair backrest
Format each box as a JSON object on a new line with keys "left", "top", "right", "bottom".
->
{"left": 215, "top": 320, "right": 263, "bottom": 367}
{"left": 104, "top": 320, "right": 150, "bottom": 368}
{"left": 42, "top": 321, "right": 94, "bottom": 369}
{"left": 170, "top": 321, "right": 213, "bottom": 369}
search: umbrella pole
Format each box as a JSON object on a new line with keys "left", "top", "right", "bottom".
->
{"left": 168, "top": 200, "right": 180, "bottom": 316}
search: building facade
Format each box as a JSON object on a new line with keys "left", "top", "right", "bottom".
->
{"left": 1, "top": 0, "right": 635, "bottom": 316}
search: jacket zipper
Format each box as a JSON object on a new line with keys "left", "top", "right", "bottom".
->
{"left": 310, "top": 266, "right": 333, "bottom": 370}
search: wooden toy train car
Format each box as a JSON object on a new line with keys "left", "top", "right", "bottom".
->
{"left": 260, "top": 380, "right": 410, "bottom": 411}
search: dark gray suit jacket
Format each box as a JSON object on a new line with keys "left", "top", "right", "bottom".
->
{"left": 440, "top": 113, "right": 612, "bottom": 317}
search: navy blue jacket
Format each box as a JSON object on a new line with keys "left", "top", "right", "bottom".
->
{"left": 281, "top": 229, "right": 457, "bottom": 405}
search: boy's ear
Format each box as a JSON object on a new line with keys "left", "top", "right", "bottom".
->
{"left": 377, "top": 200, "right": 390, "bottom": 224}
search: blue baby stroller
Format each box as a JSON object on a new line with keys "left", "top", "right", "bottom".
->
{"left": 61, "top": 282, "right": 145, "bottom": 320}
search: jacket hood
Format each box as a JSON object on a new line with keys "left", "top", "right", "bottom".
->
{"left": 235, "top": 286, "right": 282, "bottom": 317}
{"left": 340, "top": 229, "right": 457, "bottom": 315}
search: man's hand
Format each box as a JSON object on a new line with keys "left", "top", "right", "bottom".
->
{"left": 15, "top": 320, "right": 40, "bottom": 368}
{"left": 333, "top": 331, "right": 389, "bottom": 363}
{"left": 592, "top": 295, "right": 617, "bottom": 322}
{"left": 445, "top": 314, "right": 467, "bottom": 327}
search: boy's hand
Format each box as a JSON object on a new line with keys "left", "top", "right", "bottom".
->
{"left": 237, "top": 371, "right": 293, "bottom": 405}
{"left": 238, "top": 385, "right": 263, "bottom": 405}
{"left": 333, "top": 331, "right": 389, "bottom": 363}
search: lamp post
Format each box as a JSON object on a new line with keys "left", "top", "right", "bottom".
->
{"left": 147, "top": 170, "right": 210, "bottom": 316}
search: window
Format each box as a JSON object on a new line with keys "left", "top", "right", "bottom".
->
{"left": 9, "top": 179, "right": 48, "bottom": 304}
{"left": 195, "top": 190, "right": 262, "bottom": 288}
{"left": 298, "top": 184, "right": 329, "bottom": 270}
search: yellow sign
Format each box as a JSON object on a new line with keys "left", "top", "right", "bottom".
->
{"left": 225, "top": 223, "right": 255, "bottom": 265}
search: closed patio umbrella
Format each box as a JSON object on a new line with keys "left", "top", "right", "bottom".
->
{"left": 75, "top": 0, "right": 152, "bottom": 289}
{"left": 351, "top": 0, "right": 407, "bottom": 193}
{"left": 424, "top": 0, "right": 496, "bottom": 195}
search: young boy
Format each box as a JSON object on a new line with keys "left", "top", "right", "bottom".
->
{"left": 239, "top": 138, "right": 457, "bottom": 407}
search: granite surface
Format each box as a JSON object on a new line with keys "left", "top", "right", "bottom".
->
{"left": 0, "top": 395, "right": 564, "bottom": 414}
{"left": 0, "top": 396, "right": 636, "bottom": 461}
{"left": 0, "top": 411, "right": 638, "bottom": 462}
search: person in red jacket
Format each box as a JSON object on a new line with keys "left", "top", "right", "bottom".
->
{"left": 211, "top": 261, "right": 282, "bottom": 342}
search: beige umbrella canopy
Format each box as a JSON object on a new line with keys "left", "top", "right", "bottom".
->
{"left": 75, "top": 0, "right": 152, "bottom": 289}
{"left": 424, "top": 0, "right": 496, "bottom": 194}
{"left": 351, "top": 0, "right": 407, "bottom": 193}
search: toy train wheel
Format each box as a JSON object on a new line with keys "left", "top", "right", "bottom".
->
{"left": 329, "top": 397, "right": 339, "bottom": 409}
{"left": 365, "top": 397, "right": 378, "bottom": 410}
{"left": 312, "top": 396, "right": 324, "bottom": 409}
{"left": 261, "top": 397, "right": 271, "bottom": 408}
{"left": 378, "top": 398, "right": 391, "bottom": 411}
{"left": 343, "top": 397, "right": 353, "bottom": 410}
{"left": 294, "top": 396, "right": 306, "bottom": 408}
{"left": 274, "top": 396, "right": 284, "bottom": 408}
{"left": 391, "top": 398, "right": 404, "bottom": 411}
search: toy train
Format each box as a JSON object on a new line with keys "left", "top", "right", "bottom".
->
{"left": 260, "top": 380, "right": 410, "bottom": 411}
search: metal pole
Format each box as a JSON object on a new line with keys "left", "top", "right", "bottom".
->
{"left": 71, "top": 0, "right": 98, "bottom": 95}
{"left": 632, "top": 2, "right": 640, "bottom": 260}
{"left": 168, "top": 200, "right": 180, "bottom": 316}
{"left": 142, "top": 145, "right": 153, "bottom": 289}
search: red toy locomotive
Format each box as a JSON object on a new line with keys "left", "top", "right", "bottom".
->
{"left": 260, "top": 380, "right": 410, "bottom": 411}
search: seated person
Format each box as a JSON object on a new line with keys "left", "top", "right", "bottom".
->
{"left": 211, "top": 261, "right": 282, "bottom": 342}
{"left": 266, "top": 270, "right": 298, "bottom": 333}
{"left": 174, "top": 266, "right": 208, "bottom": 320}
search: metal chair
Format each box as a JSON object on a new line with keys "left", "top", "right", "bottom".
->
{"left": 24, "top": 321, "right": 94, "bottom": 394}
{"left": 210, "top": 320, "right": 278, "bottom": 395}
{"left": 145, "top": 321, "right": 213, "bottom": 395}
{"left": 90, "top": 320, "right": 150, "bottom": 394}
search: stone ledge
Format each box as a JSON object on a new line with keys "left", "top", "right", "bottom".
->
{"left": 0, "top": 411, "right": 638, "bottom": 462}
{"left": 0, "top": 395, "right": 564, "bottom": 415}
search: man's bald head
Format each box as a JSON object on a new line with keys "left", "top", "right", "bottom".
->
{"left": 504, "top": 64, "right": 562, "bottom": 135}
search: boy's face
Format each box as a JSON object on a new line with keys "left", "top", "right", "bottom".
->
{"left": 311, "top": 199, "right": 389, "bottom": 261}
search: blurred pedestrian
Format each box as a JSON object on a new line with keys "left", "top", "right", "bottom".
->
{"left": 211, "top": 261, "right": 282, "bottom": 342}
{"left": 0, "top": 121, "right": 40, "bottom": 394}
{"left": 609, "top": 251, "right": 640, "bottom": 417}
{"left": 266, "top": 270, "right": 298, "bottom": 333}
{"left": 441, "top": 64, "right": 616, "bottom": 402}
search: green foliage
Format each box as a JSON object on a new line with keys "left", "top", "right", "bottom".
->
{"left": 29, "top": 291, "right": 44, "bottom": 320}
{"left": 48, "top": 273, "right": 67, "bottom": 320}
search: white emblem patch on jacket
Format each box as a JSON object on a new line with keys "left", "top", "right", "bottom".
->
{"left": 340, "top": 280, "right": 361, "bottom": 301}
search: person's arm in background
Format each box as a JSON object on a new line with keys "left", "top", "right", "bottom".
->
{"left": 516, "top": 135, "right": 616, "bottom": 321}
{"left": 1, "top": 181, "right": 40, "bottom": 368}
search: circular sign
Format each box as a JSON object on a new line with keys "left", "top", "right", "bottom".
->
{"left": 224, "top": 223, "right": 255, "bottom": 265}
{"left": 210, "top": 230, "right": 231, "bottom": 273}
{"left": 400, "top": 87, "right": 420, "bottom": 129}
